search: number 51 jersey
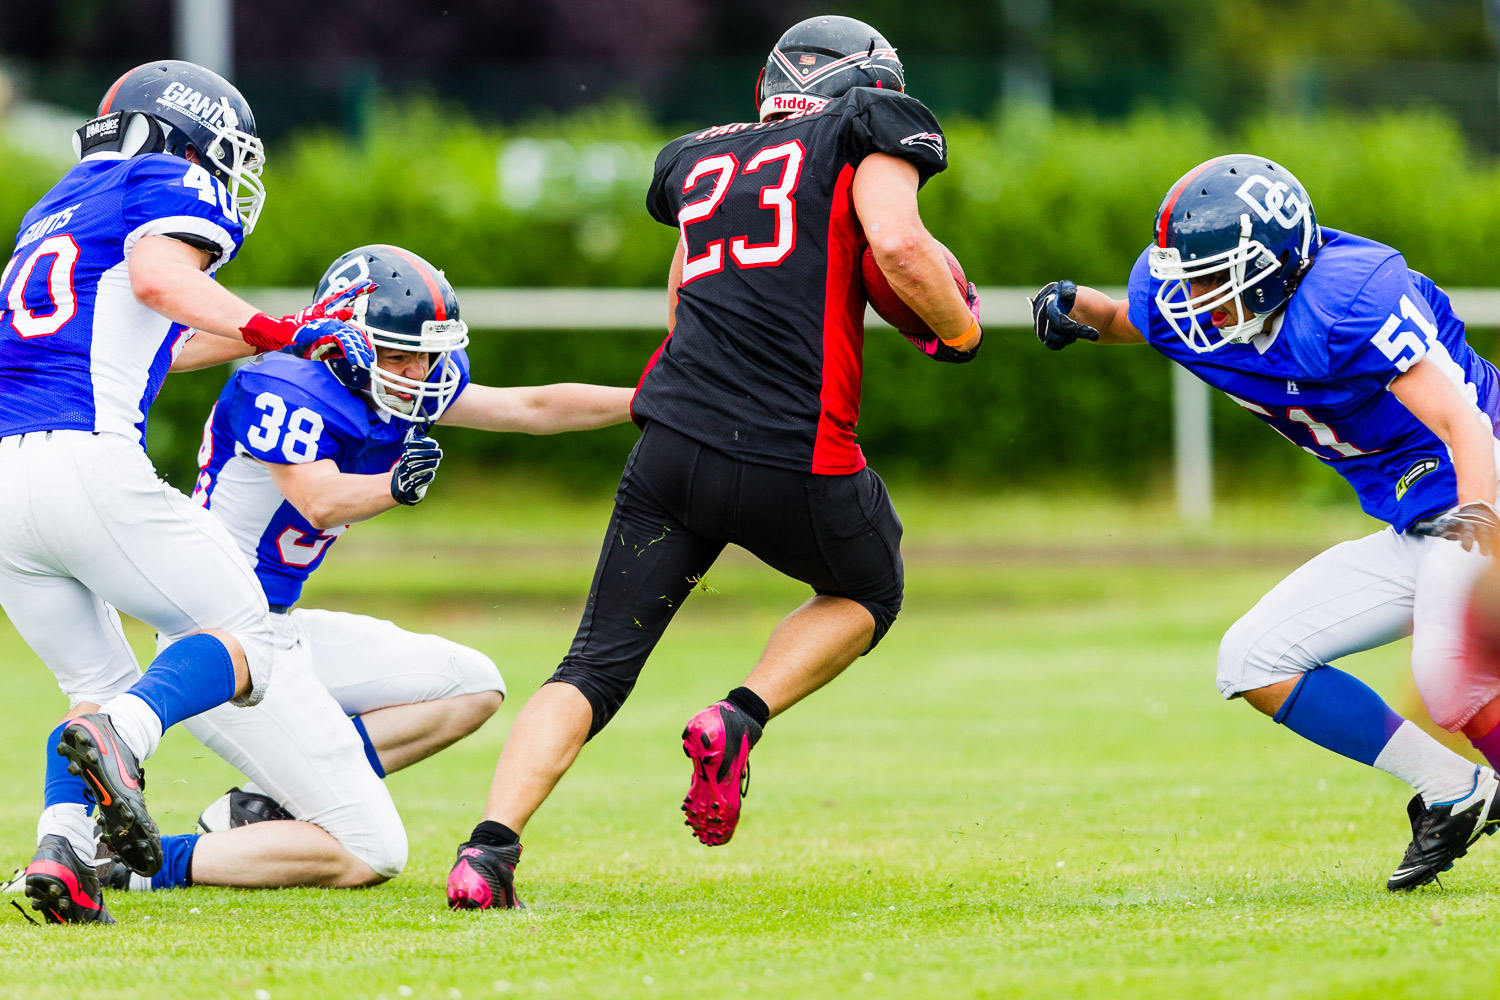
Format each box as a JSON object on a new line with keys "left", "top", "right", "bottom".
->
{"left": 0, "top": 152, "right": 245, "bottom": 446}
{"left": 192, "top": 351, "right": 471, "bottom": 608}
{"left": 635, "top": 87, "right": 948, "bottom": 476}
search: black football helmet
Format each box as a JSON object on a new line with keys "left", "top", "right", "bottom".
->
{"left": 1149, "top": 154, "right": 1321, "bottom": 353}
{"left": 73, "top": 60, "right": 266, "bottom": 233}
{"left": 313, "top": 245, "right": 469, "bottom": 423}
{"left": 756, "top": 15, "right": 904, "bottom": 121}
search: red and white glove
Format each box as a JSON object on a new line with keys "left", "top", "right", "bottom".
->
{"left": 238, "top": 281, "right": 377, "bottom": 354}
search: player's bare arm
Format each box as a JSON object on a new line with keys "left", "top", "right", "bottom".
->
{"left": 436, "top": 383, "right": 634, "bottom": 434}
{"left": 851, "top": 153, "right": 979, "bottom": 351}
{"left": 266, "top": 459, "right": 400, "bottom": 529}
{"left": 130, "top": 234, "right": 258, "bottom": 336}
{"left": 1391, "top": 358, "right": 1497, "bottom": 507}
{"left": 170, "top": 330, "right": 259, "bottom": 371}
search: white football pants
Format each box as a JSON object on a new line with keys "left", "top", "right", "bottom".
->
{"left": 181, "top": 608, "right": 504, "bottom": 878}
{"left": 0, "top": 431, "right": 274, "bottom": 707}
{"left": 1217, "top": 527, "right": 1498, "bottom": 731}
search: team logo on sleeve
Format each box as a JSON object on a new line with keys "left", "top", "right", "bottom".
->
{"left": 1235, "top": 175, "right": 1307, "bottom": 229}
{"left": 1395, "top": 457, "right": 1440, "bottom": 500}
{"left": 900, "top": 132, "right": 945, "bottom": 157}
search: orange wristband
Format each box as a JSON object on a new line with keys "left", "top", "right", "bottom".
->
{"left": 941, "top": 317, "right": 980, "bottom": 350}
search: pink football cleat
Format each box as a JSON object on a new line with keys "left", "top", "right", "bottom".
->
{"left": 681, "top": 701, "right": 763, "bottom": 846}
{"left": 446, "top": 842, "right": 524, "bottom": 910}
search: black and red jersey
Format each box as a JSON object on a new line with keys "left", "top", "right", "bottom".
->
{"left": 632, "top": 87, "right": 947, "bottom": 475}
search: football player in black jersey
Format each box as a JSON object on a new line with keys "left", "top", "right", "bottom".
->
{"left": 448, "top": 15, "right": 983, "bottom": 910}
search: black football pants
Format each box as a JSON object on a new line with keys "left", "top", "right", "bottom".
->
{"left": 550, "top": 421, "right": 904, "bottom": 738}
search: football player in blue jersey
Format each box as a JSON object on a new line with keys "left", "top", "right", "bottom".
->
{"left": 80, "top": 244, "right": 634, "bottom": 895}
{"left": 2, "top": 60, "right": 372, "bottom": 924}
{"left": 1031, "top": 153, "right": 1500, "bottom": 890}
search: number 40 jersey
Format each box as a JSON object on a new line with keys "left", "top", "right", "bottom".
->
{"left": 0, "top": 152, "right": 245, "bottom": 446}
{"left": 192, "top": 351, "right": 472, "bottom": 608}
{"left": 1127, "top": 228, "right": 1500, "bottom": 531}
{"left": 635, "top": 86, "right": 948, "bottom": 477}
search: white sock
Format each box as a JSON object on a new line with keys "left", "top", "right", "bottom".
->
{"left": 240, "top": 782, "right": 265, "bottom": 797}
{"left": 37, "top": 803, "right": 96, "bottom": 863}
{"left": 98, "top": 693, "right": 164, "bottom": 761}
{"left": 125, "top": 872, "right": 153, "bottom": 892}
{"left": 1372, "top": 720, "right": 1481, "bottom": 806}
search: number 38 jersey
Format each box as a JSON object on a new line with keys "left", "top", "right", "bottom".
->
{"left": 0, "top": 152, "right": 245, "bottom": 446}
{"left": 191, "top": 351, "right": 472, "bottom": 607}
{"left": 634, "top": 87, "right": 947, "bottom": 475}
{"left": 1127, "top": 227, "right": 1500, "bottom": 531}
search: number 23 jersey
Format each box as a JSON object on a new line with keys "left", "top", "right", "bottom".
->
{"left": 192, "top": 351, "right": 471, "bottom": 607}
{"left": 0, "top": 152, "right": 245, "bottom": 446}
{"left": 634, "top": 87, "right": 947, "bottom": 475}
{"left": 1127, "top": 228, "right": 1500, "bottom": 531}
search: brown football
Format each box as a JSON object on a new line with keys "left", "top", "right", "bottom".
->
{"left": 860, "top": 241, "right": 968, "bottom": 335}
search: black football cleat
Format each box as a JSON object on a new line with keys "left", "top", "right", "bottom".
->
{"left": 22, "top": 835, "right": 115, "bottom": 925}
{"left": 57, "top": 713, "right": 161, "bottom": 876}
{"left": 197, "top": 787, "right": 294, "bottom": 834}
{"left": 1388, "top": 767, "right": 1500, "bottom": 891}
{"left": 447, "top": 841, "right": 524, "bottom": 910}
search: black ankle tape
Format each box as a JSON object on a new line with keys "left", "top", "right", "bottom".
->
{"left": 726, "top": 687, "right": 770, "bottom": 730}
{"left": 469, "top": 820, "right": 520, "bottom": 847}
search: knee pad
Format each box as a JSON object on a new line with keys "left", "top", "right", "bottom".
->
{"left": 451, "top": 644, "right": 506, "bottom": 699}
{"left": 340, "top": 811, "right": 408, "bottom": 880}
{"left": 857, "top": 594, "right": 901, "bottom": 653}
{"left": 546, "top": 669, "right": 634, "bottom": 740}
{"left": 1216, "top": 614, "right": 1320, "bottom": 699}
{"left": 228, "top": 613, "right": 280, "bottom": 707}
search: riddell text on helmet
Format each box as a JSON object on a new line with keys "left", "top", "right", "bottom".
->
{"left": 766, "top": 94, "right": 829, "bottom": 115}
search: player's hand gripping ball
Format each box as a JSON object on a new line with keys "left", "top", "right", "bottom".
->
{"left": 860, "top": 240, "right": 970, "bottom": 336}
{"left": 1030, "top": 280, "right": 1100, "bottom": 351}
{"left": 391, "top": 435, "right": 443, "bottom": 506}
{"left": 1412, "top": 500, "right": 1500, "bottom": 556}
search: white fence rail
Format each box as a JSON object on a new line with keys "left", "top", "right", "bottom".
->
{"left": 233, "top": 286, "right": 1500, "bottom": 521}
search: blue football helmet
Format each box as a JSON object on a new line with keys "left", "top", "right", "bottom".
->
{"left": 756, "top": 15, "right": 904, "bottom": 121}
{"left": 75, "top": 60, "right": 266, "bottom": 234}
{"left": 1149, "top": 153, "right": 1321, "bottom": 353}
{"left": 313, "top": 245, "right": 469, "bottom": 424}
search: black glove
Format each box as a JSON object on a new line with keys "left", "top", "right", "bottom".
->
{"left": 1030, "top": 280, "right": 1100, "bottom": 351}
{"left": 1411, "top": 501, "right": 1500, "bottom": 556}
{"left": 391, "top": 434, "right": 442, "bottom": 506}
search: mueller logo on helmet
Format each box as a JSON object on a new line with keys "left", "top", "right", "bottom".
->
{"left": 76, "top": 60, "right": 267, "bottom": 235}
{"left": 756, "top": 15, "right": 905, "bottom": 122}
{"left": 314, "top": 245, "right": 470, "bottom": 424}
{"left": 1149, "top": 153, "right": 1322, "bottom": 354}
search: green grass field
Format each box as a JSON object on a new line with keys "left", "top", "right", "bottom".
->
{"left": 0, "top": 486, "right": 1495, "bottom": 1000}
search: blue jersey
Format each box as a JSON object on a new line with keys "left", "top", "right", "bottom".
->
{"left": 192, "top": 350, "right": 472, "bottom": 607}
{"left": 1127, "top": 228, "right": 1500, "bottom": 531}
{"left": 0, "top": 152, "right": 245, "bottom": 446}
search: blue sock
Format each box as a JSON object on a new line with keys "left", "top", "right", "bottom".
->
{"left": 44, "top": 721, "right": 92, "bottom": 813}
{"left": 128, "top": 634, "right": 237, "bottom": 730}
{"left": 350, "top": 715, "right": 386, "bottom": 778}
{"left": 1273, "top": 666, "right": 1405, "bottom": 766}
{"left": 152, "top": 834, "right": 199, "bottom": 890}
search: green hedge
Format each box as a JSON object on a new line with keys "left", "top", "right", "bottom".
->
{"left": 3, "top": 101, "right": 1498, "bottom": 494}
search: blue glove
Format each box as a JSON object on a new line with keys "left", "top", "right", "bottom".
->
{"left": 391, "top": 435, "right": 442, "bottom": 506}
{"left": 1030, "top": 280, "right": 1100, "bottom": 351}
{"left": 287, "top": 317, "right": 375, "bottom": 367}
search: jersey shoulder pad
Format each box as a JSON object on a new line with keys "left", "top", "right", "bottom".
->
{"left": 1303, "top": 232, "right": 1428, "bottom": 380}
{"left": 1125, "top": 246, "right": 1163, "bottom": 340}
{"left": 229, "top": 356, "right": 366, "bottom": 460}
{"left": 121, "top": 152, "right": 244, "bottom": 271}
{"left": 838, "top": 88, "right": 947, "bottom": 184}
{"left": 647, "top": 132, "right": 703, "bottom": 226}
